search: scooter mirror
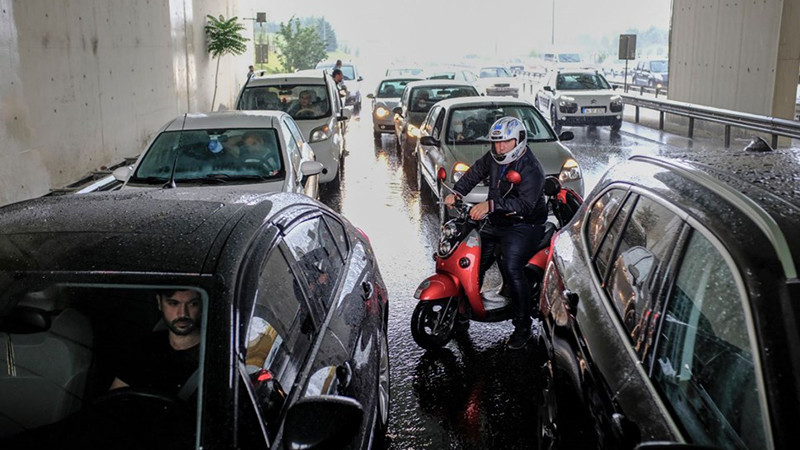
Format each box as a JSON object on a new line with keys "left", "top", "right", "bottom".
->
{"left": 506, "top": 170, "right": 522, "bottom": 185}
{"left": 437, "top": 167, "right": 447, "bottom": 182}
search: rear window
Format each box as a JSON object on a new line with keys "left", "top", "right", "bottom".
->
{"left": 376, "top": 79, "right": 415, "bottom": 98}
{"left": 409, "top": 86, "right": 478, "bottom": 113}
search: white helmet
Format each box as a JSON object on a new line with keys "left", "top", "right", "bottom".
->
{"left": 488, "top": 116, "right": 527, "bottom": 165}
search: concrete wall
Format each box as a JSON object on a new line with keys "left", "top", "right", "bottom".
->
{"left": 669, "top": 0, "right": 800, "bottom": 118}
{"left": 0, "top": 0, "right": 253, "bottom": 206}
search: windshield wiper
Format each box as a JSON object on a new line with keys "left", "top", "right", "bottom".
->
{"left": 129, "top": 176, "right": 170, "bottom": 185}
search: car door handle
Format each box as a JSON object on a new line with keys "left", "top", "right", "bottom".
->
{"left": 362, "top": 281, "right": 374, "bottom": 301}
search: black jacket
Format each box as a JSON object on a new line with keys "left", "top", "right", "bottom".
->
{"left": 452, "top": 147, "right": 547, "bottom": 225}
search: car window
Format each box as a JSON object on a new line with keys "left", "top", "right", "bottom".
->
{"left": 322, "top": 215, "right": 349, "bottom": 257}
{"left": 0, "top": 283, "right": 206, "bottom": 447}
{"left": 131, "top": 128, "right": 285, "bottom": 184}
{"left": 422, "top": 106, "right": 440, "bottom": 137}
{"left": 432, "top": 108, "right": 445, "bottom": 140}
{"left": 240, "top": 84, "right": 331, "bottom": 121}
{"left": 604, "top": 196, "right": 682, "bottom": 338}
{"left": 480, "top": 67, "right": 511, "bottom": 78}
{"left": 555, "top": 73, "right": 611, "bottom": 90}
{"left": 282, "top": 118, "right": 305, "bottom": 170}
{"left": 652, "top": 230, "right": 767, "bottom": 449}
{"left": 283, "top": 217, "right": 344, "bottom": 310}
{"left": 587, "top": 188, "right": 628, "bottom": 256}
{"left": 244, "top": 246, "right": 316, "bottom": 401}
{"left": 594, "top": 192, "right": 635, "bottom": 277}
{"left": 278, "top": 123, "right": 301, "bottom": 163}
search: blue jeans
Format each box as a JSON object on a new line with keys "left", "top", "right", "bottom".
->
{"left": 479, "top": 222, "right": 544, "bottom": 329}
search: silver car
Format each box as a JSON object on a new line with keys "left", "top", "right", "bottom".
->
{"left": 415, "top": 96, "right": 584, "bottom": 223}
{"left": 367, "top": 77, "right": 421, "bottom": 140}
{"left": 112, "top": 111, "right": 322, "bottom": 199}
{"left": 535, "top": 69, "right": 623, "bottom": 133}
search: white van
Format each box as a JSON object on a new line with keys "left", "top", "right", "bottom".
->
{"left": 236, "top": 70, "right": 350, "bottom": 184}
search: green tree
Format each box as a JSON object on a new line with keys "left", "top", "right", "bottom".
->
{"left": 205, "top": 14, "right": 249, "bottom": 110}
{"left": 276, "top": 17, "right": 327, "bottom": 72}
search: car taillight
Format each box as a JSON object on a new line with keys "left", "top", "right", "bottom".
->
{"left": 541, "top": 259, "right": 570, "bottom": 327}
{"left": 356, "top": 227, "right": 370, "bottom": 242}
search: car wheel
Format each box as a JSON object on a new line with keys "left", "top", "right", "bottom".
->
{"left": 534, "top": 96, "right": 540, "bottom": 110}
{"left": 410, "top": 298, "right": 457, "bottom": 350}
{"left": 611, "top": 118, "right": 622, "bottom": 131}
{"left": 648, "top": 79, "right": 655, "bottom": 88}
{"left": 550, "top": 106, "right": 562, "bottom": 134}
{"left": 374, "top": 131, "right": 382, "bottom": 143}
{"left": 415, "top": 157, "right": 425, "bottom": 193}
{"left": 372, "top": 331, "right": 390, "bottom": 447}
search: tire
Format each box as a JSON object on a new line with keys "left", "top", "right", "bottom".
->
{"left": 611, "top": 118, "right": 622, "bottom": 131}
{"left": 415, "top": 157, "right": 425, "bottom": 193}
{"left": 550, "top": 106, "right": 562, "bottom": 134}
{"left": 374, "top": 131, "right": 382, "bottom": 142}
{"left": 410, "top": 299, "right": 457, "bottom": 350}
{"left": 372, "top": 331, "right": 390, "bottom": 448}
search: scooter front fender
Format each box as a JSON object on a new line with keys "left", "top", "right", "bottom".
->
{"left": 414, "top": 273, "right": 461, "bottom": 300}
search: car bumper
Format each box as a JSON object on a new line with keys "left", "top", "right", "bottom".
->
{"left": 486, "top": 88, "right": 519, "bottom": 97}
{"left": 558, "top": 114, "right": 621, "bottom": 127}
{"left": 373, "top": 114, "right": 395, "bottom": 133}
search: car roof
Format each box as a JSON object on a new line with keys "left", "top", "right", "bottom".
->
{"left": 159, "top": 111, "right": 285, "bottom": 131}
{"left": 616, "top": 154, "right": 800, "bottom": 279}
{"left": 555, "top": 69, "right": 603, "bottom": 76}
{"left": 379, "top": 76, "right": 423, "bottom": 83}
{"left": 247, "top": 71, "right": 327, "bottom": 85}
{"left": 433, "top": 95, "right": 534, "bottom": 109}
{"left": 0, "top": 189, "right": 314, "bottom": 275}
{"left": 405, "top": 79, "right": 477, "bottom": 89}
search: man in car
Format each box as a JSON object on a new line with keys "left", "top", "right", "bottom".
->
{"left": 332, "top": 69, "right": 347, "bottom": 100}
{"left": 444, "top": 117, "right": 547, "bottom": 350}
{"left": 109, "top": 289, "right": 202, "bottom": 397}
{"left": 240, "top": 131, "right": 280, "bottom": 175}
{"left": 287, "top": 89, "right": 321, "bottom": 118}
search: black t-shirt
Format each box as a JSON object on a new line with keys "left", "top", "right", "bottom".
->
{"left": 116, "top": 330, "right": 199, "bottom": 396}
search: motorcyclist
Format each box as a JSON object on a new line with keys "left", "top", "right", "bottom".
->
{"left": 444, "top": 116, "right": 547, "bottom": 349}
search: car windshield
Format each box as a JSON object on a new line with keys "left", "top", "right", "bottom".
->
{"left": 239, "top": 84, "right": 330, "bottom": 120}
{"left": 377, "top": 79, "right": 415, "bottom": 98}
{"left": 427, "top": 72, "right": 455, "bottom": 80}
{"left": 410, "top": 86, "right": 478, "bottom": 113}
{"left": 650, "top": 60, "right": 668, "bottom": 72}
{"left": 0, "top": 280, "right": 207, "bottom": 447}
{"left": 386, "top": 68, "right": 423, "bottom": 77}
{"left": 130, "top": 128, "right": 285, "bottom": 184}
{"left": 558, "top": 53, "right": 582, "bottom": 62}
{"left": 480, "top": 67, "right": 512, "bottom": 78}
{"left": 556, "top": 73, "right": 611, "bottom": 90}
{"left": 446, "top": 105, "right": 556, "bottom": 143}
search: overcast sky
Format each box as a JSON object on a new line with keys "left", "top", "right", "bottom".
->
{"left": 242, "top": 0, "right": 672, "bottom": 66}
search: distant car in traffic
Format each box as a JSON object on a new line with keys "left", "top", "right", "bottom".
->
{"left": 476, "top": 66, "right": 521, "bottom": 97}
{"left": 367, "top": 77, "right": 422, "bottom": 141}
{"left": 631, "top": 58, "right": 669, "bottom": 89}
{"left": 385, "top": 67, "right": 424, "bottom": 77}
{"left": 316, "top": 60, "right": 363, "bottom": 115}
{"left": 111, "top": 111, "right": 323, "bottom": 199}
{"left": 0, "top": 188, "right": 390, "bottom": 449}
{"left": 425, "top": 67, "right": 479, "bottom": 84}
{"left": 415, "top": 96, "right": 583, "bottom": 223}
{"left": 534, "top": 70, "right": 623, "bottom": 133}
{"left": 236, "top": 70, "right": 349, "bottom": 184}
{"left": 538, "top": 152, "right": 800, "bottom": 449}
{"left": 392, "top": 79, "right": 480, "bottom": 154}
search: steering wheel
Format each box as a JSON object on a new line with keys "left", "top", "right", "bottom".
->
{"left": 295, "top": 109, "right": 317, "bottom": 118}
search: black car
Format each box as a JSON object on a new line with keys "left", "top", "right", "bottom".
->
{"left": 0, "top": 188, "right": 389, "bottom": 449}
{"left": 631, "top": 59, "right": 669, "bottom": 89}
{"left": 538, "top": 152, "right": 800, "bottom": 449}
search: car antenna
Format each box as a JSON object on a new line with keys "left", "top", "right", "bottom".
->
{"left": 163, "top": 114, "right": 188, "bottom": 189}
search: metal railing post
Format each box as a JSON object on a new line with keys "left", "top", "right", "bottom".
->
{"left": 659, "top": 111, "right": 665, "bottom": 130}
{"left": 771, "top": 134, "right": 778, "bottom": 148}
{"left": 724, "top": 125, "right": 731, "bottom": 148}
{"left": 688, "top": 117, "right": 694, "bottom": 138}
{"left": 635, "top": 106, "right": 640, "bottom": 123}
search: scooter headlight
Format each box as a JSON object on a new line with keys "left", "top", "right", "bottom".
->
{"left": 438, "top": 240, "right": 452, "bottom": 256}
{"left": 442, "top": 222, "right": 458, "bottom": 239}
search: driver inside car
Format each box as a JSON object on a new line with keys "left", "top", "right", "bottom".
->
{"left": 287, "top": 89, "right": 321, "bottom": 118}
{"left": 109, "top": 289, "right": 202, "bottom": 398}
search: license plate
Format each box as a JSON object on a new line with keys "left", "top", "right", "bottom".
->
{"left": 582, "top": 107, "right": 605, "bottom": 114}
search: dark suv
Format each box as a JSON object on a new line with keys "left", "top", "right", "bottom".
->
{"left": 631, "top": 59, "right": 669, "bottom": 89}
{"left": 538, "top": 153, "right": 800, "bottom": 449}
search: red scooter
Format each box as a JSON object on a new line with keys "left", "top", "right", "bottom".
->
{"left": 410, "top": 171, "right": 582, "bottom": 350}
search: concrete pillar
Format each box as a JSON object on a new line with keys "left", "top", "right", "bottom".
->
{"left": 669, "top": 0, "right": 800, "bottom": 120}
{"left": 0, "top": 0, "right": 251, "bottom": 207}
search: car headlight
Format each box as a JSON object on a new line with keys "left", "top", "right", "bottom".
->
{"left": 452, "top": 162, "right": 470, "bottom": 183}
{"left": 558, "top": 100, "right": 578, "bottom": 114}
{"left": 559, "top": 96, "right": 575, "bottom": 102}
{"left": 375, "top": 106, "right": 390, "bottom": 118}
{"left": 559, "top": 158, "right": 582, "bottom": 182}
{"left": 310, "top": 124, "right": 331, "bottom": 143}
{"left": 407, "top": 124, "right": 421, "bottom": 138}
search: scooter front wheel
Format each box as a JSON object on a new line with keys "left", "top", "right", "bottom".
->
{"left": 411, "top": 299, "right": 457, "bottom": 350}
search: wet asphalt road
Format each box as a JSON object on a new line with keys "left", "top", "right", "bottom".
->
{"left": 317, "top": 112, "right": 669, "bottom": 449}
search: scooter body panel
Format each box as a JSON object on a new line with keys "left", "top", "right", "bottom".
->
{"left": 435, "top": 228, "right": 486, "bottom": 319}
{"left": 414, "top": 273, "right": 460, "bottom": 300}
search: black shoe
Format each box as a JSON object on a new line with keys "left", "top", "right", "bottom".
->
{"left": 507, "top": 326, "right": 531, "bottom": 350}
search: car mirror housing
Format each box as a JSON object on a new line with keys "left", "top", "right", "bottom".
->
{"left": 366, "top": 93, "right": 374, "bottom": 99}
{"left": 300, "top": 160, "right": 324, "bottom": 177}
{"left": 113, "top": 166, "right": 133, "bottom": 182}
{"left": 283, "top": 395, "right": 363, "bottom": 450}
{"left": 544, "top": 86, "right": 553, "bottom": 92}
{"left": 419, "top": 136, "right": 440, "bottom": 147}
{"left": 392, "top": 107, "right": 403, "bottom": 117}
{"left": 558, "top": 131, "right": 575, "bottom": 141}
{"left": 357, "top": 76, "right": 363, "bottom": 82}
{"left": 340, "top": 109, "right": 352, "bottom": 121}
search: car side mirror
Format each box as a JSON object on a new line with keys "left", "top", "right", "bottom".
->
{"left": 300, "top": 160, "right": 324, "bottom": 177}
{"left": 113, "top": 166, "right": 133, "bottom": 182}
{"left": 340, "top": 109, "right": 352, "bottom": 121}
{"left": 392, "top": 107, "right": 403, "bottom": 117}
{"left": 283, "top": 395, "right": 363, "bottom": 450}
{"left": 543, "top": 86, "right": 553, "bottom": 92}
{"left": 419, "top": 136, "right": 440, "bottom": 147}
{"left": 366, "top": 93, "right": 374, "bottom": 99}
{"left": 558, "top": 131, "right": 574, "bottom": 141}
{"left": 612, "top": 85, "right": 618, "bottom": 90}
{"left": 357, "top": 76, "right": 363, "bottom": 82}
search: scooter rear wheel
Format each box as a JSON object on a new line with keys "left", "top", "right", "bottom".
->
{"left": 411, "top": 299, "right": 457, "bottom": 350}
